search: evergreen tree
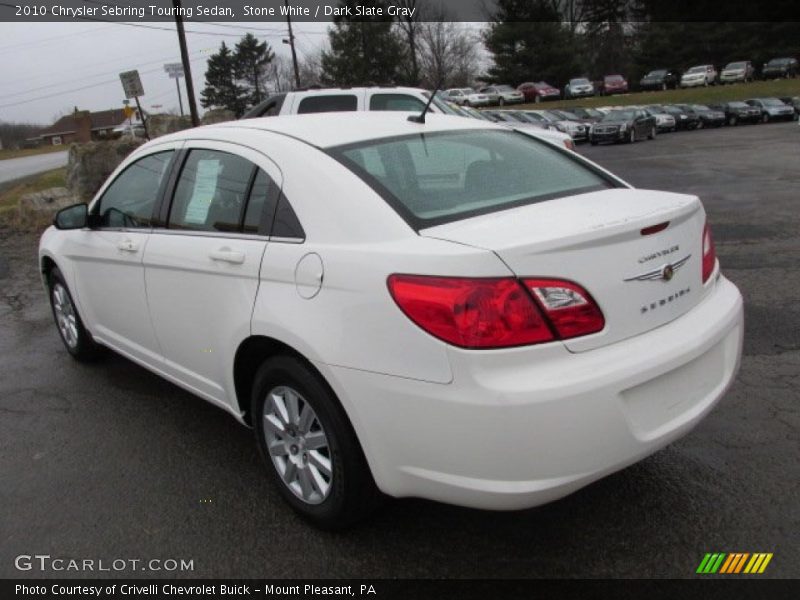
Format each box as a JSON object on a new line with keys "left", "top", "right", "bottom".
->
{"left": 321, "top": 0, "right": 403, "bottom": 86}
{"left": 200, "top": 42, "right": 248, "bottom": 117}
{"left": 483, "top": 0, "right": 581, "bottom": 87}
{"left": 234, "top": 33, "right": 275, "bottom": 107}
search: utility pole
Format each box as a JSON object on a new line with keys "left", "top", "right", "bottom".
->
{"left": 284, "top": 0, "right": 301, "bottom": 89}
{"left": 174, "top": 77, "right": 185, "bottom": 116}
{"left": 164, "top": 63, "right": 186, "bottom": 116}
{"left": 172, "top": 0, "right": 199, "bottom": 126}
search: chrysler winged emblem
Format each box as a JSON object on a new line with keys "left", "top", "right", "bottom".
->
{"left": 625, "top": 255, "right": 691, "bottom": 282}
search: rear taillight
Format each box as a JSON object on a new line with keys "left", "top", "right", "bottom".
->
{"left": 524, "top": 279, "right": 605, "bottom": 339}
{"left": 702, "top": 221, "right": 717, "bottom": 283}
{"left": 387, "top": 275, "right": 604, "bottom": 349}
{"left": 564, "top": 139, "right": 575, "bottom": 151}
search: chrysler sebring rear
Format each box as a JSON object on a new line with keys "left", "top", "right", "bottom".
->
{"left": 39, "top": 113, "right": 743, "bottom": 529}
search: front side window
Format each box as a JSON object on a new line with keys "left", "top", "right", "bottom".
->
{"left": 169, "top": 149, "right": 254, "bottom": 232}
{"left": 95, "top": 150, "right": 174, "bottom": 228}
{"left": 297, "top": 95, "right": 357, "bottom": 114}
{"left": 331, "top": 129, "right": 616, "bottom": 229}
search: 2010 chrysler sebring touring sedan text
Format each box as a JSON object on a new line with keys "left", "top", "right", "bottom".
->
{"left": 40, "top": 113, "right": 744, "bottom": 529}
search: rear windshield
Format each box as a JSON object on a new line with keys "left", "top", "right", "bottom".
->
{"left": 329, "top": 129, "right": 617, "bottom": 229}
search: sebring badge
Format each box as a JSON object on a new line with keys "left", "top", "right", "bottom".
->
{"left": 624, "top": 254, "right": 691, "bottom": 282}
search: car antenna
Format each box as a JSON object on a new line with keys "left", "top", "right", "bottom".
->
{"left": 409, "top": 77, "right": 445, "bottom": 124}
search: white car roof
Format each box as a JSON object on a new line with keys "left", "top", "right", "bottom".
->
{"left": 167, "top": 112, "right": 505, "bottom": 149}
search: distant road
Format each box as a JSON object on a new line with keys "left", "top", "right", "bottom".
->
{"left": 0, "top": 151, "right": 68, "bottom": 185}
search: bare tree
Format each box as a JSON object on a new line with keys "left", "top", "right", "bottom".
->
{"left": 265, "top": 55, "right": 296, "bottom": 93}
{"left": 417, "top": 15, "right": 480, "bottom": 89}
{"left": 392, "top": 0, "right": 420, "bottom": 85}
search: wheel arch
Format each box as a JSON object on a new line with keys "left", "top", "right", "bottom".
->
{"left": 233, "top": 334, "right": 381, "bottom": 488}
{"left": 234, "top": 335, "right": 348, "bottom": 431}
{"left": 40, "top": 254, "right": 58, "bottom": 283}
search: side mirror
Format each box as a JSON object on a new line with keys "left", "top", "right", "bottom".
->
{"left": 54, "top": 203, "right": 88, "bottom": 230}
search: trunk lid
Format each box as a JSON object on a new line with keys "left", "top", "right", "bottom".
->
{"left": 420, "top": 188, "right": 708, "bottom": 352}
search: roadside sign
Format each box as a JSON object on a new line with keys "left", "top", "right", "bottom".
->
{"left": 123, "top": 105, "right": 135, "bottom": 119}
{"left": 119, "top": 70, "right": 145, "bottom": 99}
{"left": 164, "top": 63, "right": 184, "bottom": 79}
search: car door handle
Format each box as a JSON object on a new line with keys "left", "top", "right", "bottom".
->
{"left": 209, "top": 248, "right": 245, "bottom": 264}
{"left": 116, "top": 239, "right": 138, "bottom": 253}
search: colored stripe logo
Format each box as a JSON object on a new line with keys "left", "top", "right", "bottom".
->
{"left": 696, "top": 553, "right": 773, "bottom": 574}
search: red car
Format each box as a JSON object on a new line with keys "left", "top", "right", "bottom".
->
{"left": 599, "top": 74, "right": 629, "bottom": 95}
{"left": 517, "top": 81, "right": 561, "bottom": 103}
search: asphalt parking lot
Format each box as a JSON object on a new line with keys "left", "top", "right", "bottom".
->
{"left": 1, "top": 122, "right": 798, "bottom": 579}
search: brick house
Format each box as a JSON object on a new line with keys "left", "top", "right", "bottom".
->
{"left": 38, "top": 108, "right": 143, "bottom": 146}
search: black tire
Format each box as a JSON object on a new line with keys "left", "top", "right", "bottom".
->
{"left": 762, "top": 113, "right": 769, "bottom": 123}
{"left": 590, "top": 140, "right": 598, "bottom": 146}
{"left": 628, "top": 128, "right": 636, "bottom": 143}
{"left": 697, "top": 120, "right": 704, "bottom": 130}
{"left": 648, "top": 126, "right": 656, "bottom": 140}
{"left": 729, "top": 115, "right": 737, "bottom": 126}
{"left": 498, "top": 97, "right": 505, "bottom": 107}
{"left": 48, "top": 267, "right": 103, "bottom": 361}
{"left": 534, "top": 95, "right": 541, "bottom": 104}
{"left": 252, "top": 355, "right": 380, "bottom": 530}
{"left": 661, "top": 83, "right": 667, "bottom": 91}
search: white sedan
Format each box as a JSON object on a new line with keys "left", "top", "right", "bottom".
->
{"left": 444, "top": 88, "right": 490, "bottom": 107}
{"left": 40, "top": 113, "right": 743, "bottom": 529}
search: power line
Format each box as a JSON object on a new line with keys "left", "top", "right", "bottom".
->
{"left": 0, "top": 48, "right": 211, "bottom": 100}
{"left": 0, "top": 24, "right": 116, "bottom": 52}
{"left": 0, "top": 54, "right": 208, "bottom": 109}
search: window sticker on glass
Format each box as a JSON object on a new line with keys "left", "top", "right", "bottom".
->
{"left": 183, "top": 159, "right": 221, "bottom": 224}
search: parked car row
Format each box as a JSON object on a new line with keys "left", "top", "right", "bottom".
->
{"left": 461, "top": 97, "right": 796, "bottom": 148}
{"left": 441, "top": 56, "right": 797, "bottom": 110}
{"left": 583, "top": 96, "right": 796, "bottom": 144}
{"left": 640, "top": 57, "right": 798, "bottom": 90}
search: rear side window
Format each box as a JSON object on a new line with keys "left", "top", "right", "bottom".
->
{"left": 297, "top": 95, "right": 357, "bottom": 114}
{"left": 271, "top": 193, "right": 305, "bottom": 239}
{"left": 96, "top": 151, "right": 174, "bottom": 228}
{"left": 369, "top": 94, "right": 426, "bottom": 112}
{"left": 243, "top": 169, "right": 279, "bottom": 234}
{"left": 331, "top": 129, "right": 616, "bottom": 229}
{"left": 169, "top": 149, "right": 255, "bottom": 232}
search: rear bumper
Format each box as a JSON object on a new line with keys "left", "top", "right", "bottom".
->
{"left": 324, "top": 275, "right": 744, "bottom": 510}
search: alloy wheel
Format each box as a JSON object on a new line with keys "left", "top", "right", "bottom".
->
{"left": 52, "top": 283, "right": 78, "bottom": 349}
{"left": 262, "top": 385, "right": 333, "bottom": 505}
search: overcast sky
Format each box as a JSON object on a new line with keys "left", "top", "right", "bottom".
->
{"left": 0, "top": 21, "right": 333, "bottom": 124}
